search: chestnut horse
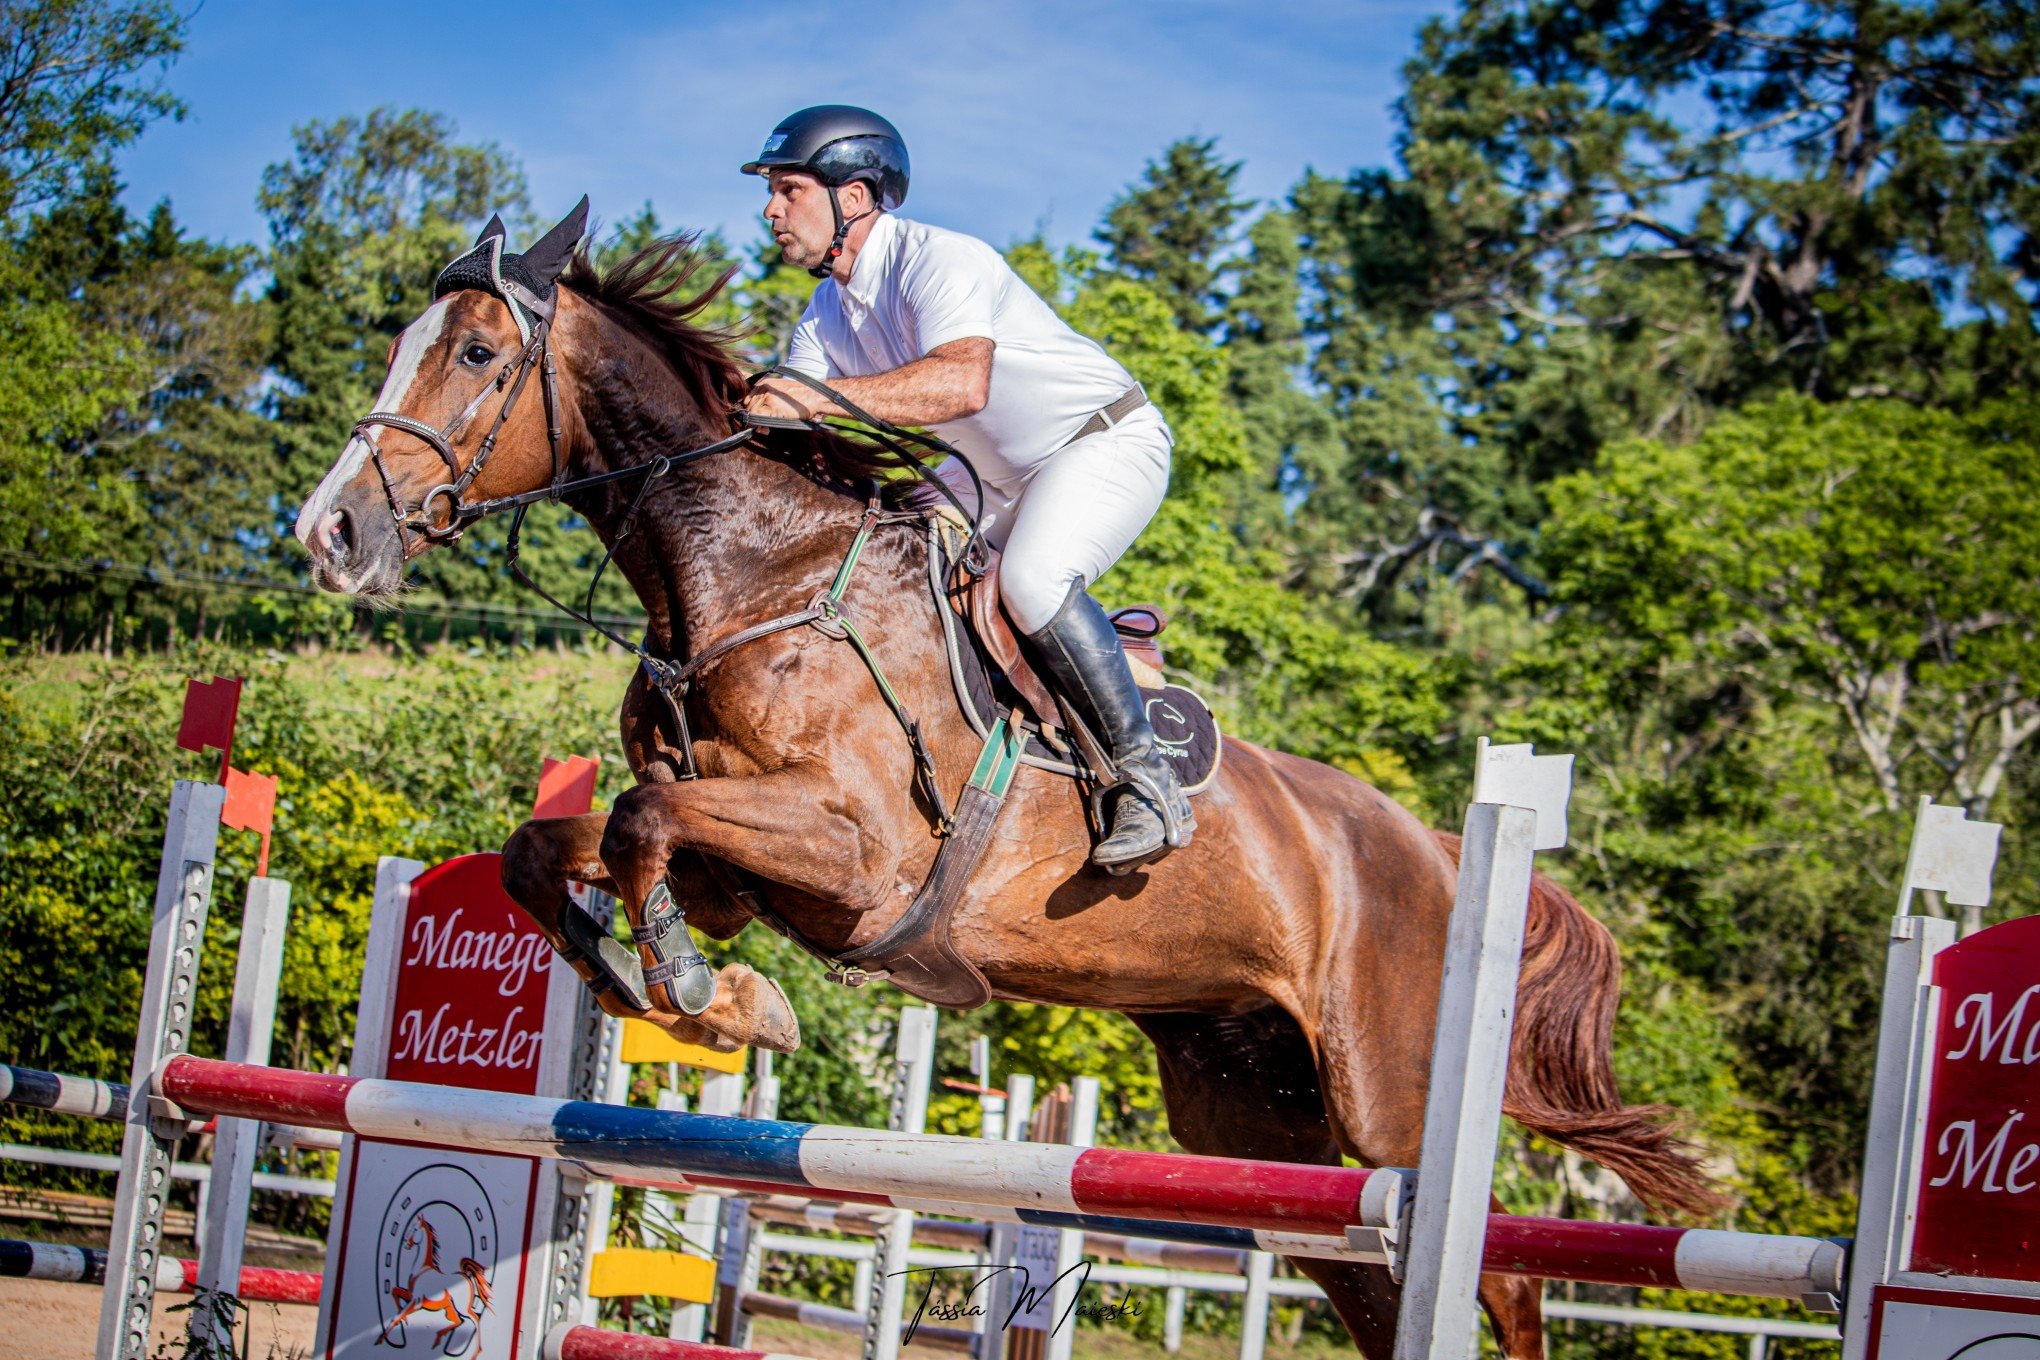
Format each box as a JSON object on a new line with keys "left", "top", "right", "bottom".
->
{"left": 295, "top": 216, "right": 1717, "bottom": 1359}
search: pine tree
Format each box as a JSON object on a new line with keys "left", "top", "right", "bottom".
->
{"left": 1095, "top": 137, "right": 1249, "bottom": 335}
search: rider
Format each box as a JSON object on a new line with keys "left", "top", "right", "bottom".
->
{"left": 740, "top": 105, "right": 1193, "bottom": 871}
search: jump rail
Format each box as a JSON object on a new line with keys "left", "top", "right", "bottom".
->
{"left": 0, "top": 1236, "right": 321, "bottom": 1306}
{"left": 153, "top": 1055, "right": 1844, "bottom": 1302}
{"left": 542, "top": 1325, "right": 814, "bottom": 1360}
{"left": 1, "top": 1060, "right": 339, "bottom": 1151}
{"left": 738, "top": 1290, "right": 977, "bottom": 1354}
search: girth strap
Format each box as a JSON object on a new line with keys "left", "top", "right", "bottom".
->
{"left": 826, "top": 707, "right": 1029, "bottom": 1008}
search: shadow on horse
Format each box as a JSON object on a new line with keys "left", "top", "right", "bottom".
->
{"left": 294, "top": 206, "right": 1721, "bottom": 1359}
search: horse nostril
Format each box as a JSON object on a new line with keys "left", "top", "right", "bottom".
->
{"left": 332, "top": 507, "right": 357, "bottom": 560}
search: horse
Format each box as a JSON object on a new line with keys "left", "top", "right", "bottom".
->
{"left": 382, "top": 1212, "right": 492, "bottom": 1353}
{"left": 294, "top": 207, "right": 1721, "bottom": 1359}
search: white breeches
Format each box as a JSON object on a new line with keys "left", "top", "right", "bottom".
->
{"left": 939, "top": 406, "right": 1172, "bottom": 633}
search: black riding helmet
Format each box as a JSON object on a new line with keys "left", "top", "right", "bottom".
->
{"left": 743, "top": 105, "right": 910, "bottom": 277}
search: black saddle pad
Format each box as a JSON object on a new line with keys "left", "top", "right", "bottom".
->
{"left": 1142, "top": 683, "right": 1222, "bottom": 794}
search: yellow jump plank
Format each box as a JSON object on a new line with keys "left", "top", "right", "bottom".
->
{"left": 586, "top": 1247, "right": 716, "bottom": 1303}
{"left": 619, "top": 1019, "right": 748, "bottom": 1072}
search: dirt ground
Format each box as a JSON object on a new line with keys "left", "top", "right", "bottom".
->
{"left": 0, "top": 1276, "right": 320, "bottom": 1359}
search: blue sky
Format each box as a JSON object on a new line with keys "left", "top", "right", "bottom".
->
{"left": 118, "top": 0, "right": 1454, "bottom": 254}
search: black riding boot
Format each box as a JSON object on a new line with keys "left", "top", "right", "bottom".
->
{"left": 1026, "top": 584, "right": 1195, "bottom": 871}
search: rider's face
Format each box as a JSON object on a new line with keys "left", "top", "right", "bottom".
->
{"left": 763, "top": 170, "right": 863, "bottom": 270}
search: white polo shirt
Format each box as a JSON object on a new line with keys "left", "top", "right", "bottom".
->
{"left": 784, "top": 213, "right": 1152, "bottom": 488}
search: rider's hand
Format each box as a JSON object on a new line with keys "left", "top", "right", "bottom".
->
{"left": 745, "top": 378, "right": 827, "bottom": 422}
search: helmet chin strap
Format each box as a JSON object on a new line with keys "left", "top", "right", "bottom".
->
{"left": 810, "top": 183, "right": 877, "bottom": 279}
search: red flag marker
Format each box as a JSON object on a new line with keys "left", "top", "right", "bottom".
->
{"left": 176, "top": 676, "right": 242, "bottom": 784}
{"left": 223, "top": 767, "right": 279, "bottom": 877}
{"left": 535, "top": 755, "right": 601, "bottom": 819}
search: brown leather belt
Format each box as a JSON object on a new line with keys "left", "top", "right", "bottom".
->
{"left": 1059, "top": 384, "right": 1149, "bottom": 448}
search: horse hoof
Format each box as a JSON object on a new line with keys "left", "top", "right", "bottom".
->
{"left": 644, "top": 969, "right": 802, "bottom": 1054}
{"left": 730, "top": 970, "right": 802, "bottom": 1054}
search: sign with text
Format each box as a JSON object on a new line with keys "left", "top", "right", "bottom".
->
{"left": 318, "top": 852, "right": 581, "bottom": 1360}
{"left": 1866, "top": 1286, "right": 2040, "bottom": 1359}
{"left": 1909, "top": 914, "right": 2040, "bottom": 1282}
{"left": 384, "top": 854, "right": 554, "bottom": 1096}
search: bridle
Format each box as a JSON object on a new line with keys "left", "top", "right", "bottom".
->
{"left": 354, "top": 283, "right": 567, "bottom": 549}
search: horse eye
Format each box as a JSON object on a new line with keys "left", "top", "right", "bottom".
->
{"left": 461, "top": 343, "right": 493, "bottom": 367}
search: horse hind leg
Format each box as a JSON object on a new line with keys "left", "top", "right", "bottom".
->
{"left": 1308, "top": 872, "right": 1555, "bottom": 1354}
{"left": 1131, "top": 1009, "right": 1413, "bottom": 1360}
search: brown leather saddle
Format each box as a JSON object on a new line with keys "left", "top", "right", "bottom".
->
{"left": 957, "top": 552, "right": 1166, "bottom": 727}
{"left": 937, "top": 539, "right": 1222, "bottom": 789}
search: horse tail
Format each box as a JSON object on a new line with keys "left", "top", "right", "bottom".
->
{"left": 460, "top": 1259, "right": 493, "bottom": 1312}
{"left": 1430, "top": 829, "right": 1730, "bottom": 1221}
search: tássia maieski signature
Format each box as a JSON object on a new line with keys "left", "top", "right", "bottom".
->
{"left": 893, "top": 1262, "right": 1143, "bottom": 1341}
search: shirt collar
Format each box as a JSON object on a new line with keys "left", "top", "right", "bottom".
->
{"left": 842, "top": 212, "right": 899, "bottom": 306}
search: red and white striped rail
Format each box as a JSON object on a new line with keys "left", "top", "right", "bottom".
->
{"left": 153, "top": 1056, "right": 1844, "bottom": 1302}
{"left": 542, "top": 1325, "right": 814, "bottom": 1360}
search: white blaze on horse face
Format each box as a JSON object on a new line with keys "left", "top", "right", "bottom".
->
{"left": 294, "top": 298, "right": 455, "bottom": 551}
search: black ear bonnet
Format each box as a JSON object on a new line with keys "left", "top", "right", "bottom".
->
{"left": 434, "top": 196, "right": 590, "bottom": 344}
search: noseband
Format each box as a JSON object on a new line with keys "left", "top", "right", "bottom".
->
{"left": 353, "top": 284, "right": 566, "bottom": 549}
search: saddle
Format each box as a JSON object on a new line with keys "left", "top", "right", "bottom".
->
{"left": 958, "top": 555, "right": 1165, "bottom": 724}
{"left": 938, "top": 536, "right": 1223, "bottom": 793}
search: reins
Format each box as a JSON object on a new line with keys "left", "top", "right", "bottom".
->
{"left": 351, "top": 313, "right": 988, "bottom": 835}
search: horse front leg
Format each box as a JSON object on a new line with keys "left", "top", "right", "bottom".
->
{"left": 502, "top": 811, "right": 763, "bottom": 1022}
{"left": 599, "top": 769, "right": 895, "bottom": 1055}
{"left": 501, "top": 811, "right": 651, "bottom": 1021}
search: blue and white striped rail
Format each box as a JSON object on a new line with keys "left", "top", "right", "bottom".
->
{"left": 155, "top": 1056, "right": 1845, "bottom": 1301}
{"left": 0, "top": 1063, "right": 127, "bottom": 1119}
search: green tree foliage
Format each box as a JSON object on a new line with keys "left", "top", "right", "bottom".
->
{"left": 0, "top": 4, "right": 284, "bottom": 648}
{"left": 1095, "top": 137, "right": 1250, "bottom": 335}
{"left": 1278, "top": 0, "right": 2040, "bottom": 626}
{"left": 1486, "top": 396, "right": 2040, "bottom": 1186}
{"left": 1544, "top": 396, "right": 2040, "bottom": 819}
{"left": 1222, "top": 208, "right": 1339, "bottom": 550}
{"left": 0, "top": 0, "right": 182, "bottom": 219}
{"left": 1411, "top": 0, "right": 2040, "bottom": 403}
{"left": 0, "top": 231, "right": 145, "bottom": 565}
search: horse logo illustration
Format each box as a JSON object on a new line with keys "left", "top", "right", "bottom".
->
{"left": 374, "top": 1165, "right": 499, "bottom": 1354}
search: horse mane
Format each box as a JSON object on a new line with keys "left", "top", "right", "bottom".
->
{"left": 560, "top": 236, "right": 749, "bottom": 420}
{"left": 412, "top": 1214, "right": 441, "bottom": 1271}
{"left": 560, "top": 235, "right": 942, "bottom": 490}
